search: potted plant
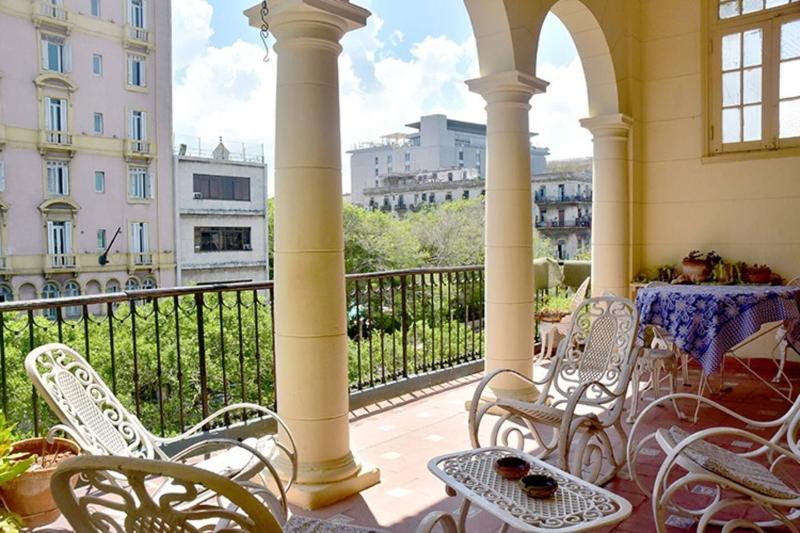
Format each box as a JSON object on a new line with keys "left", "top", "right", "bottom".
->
{"left": 745, "top": 264, "right": 773, "bottom": 284}
{"left": 681, "top": 250, "right": 721, "bottom": 284}
{"left": 0, "top": 416, "right": 79, "bottom": 529}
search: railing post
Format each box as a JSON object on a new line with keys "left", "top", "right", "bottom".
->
{"left": 194, "top": 292, "right": 210, "bottom": 422}
{"left": 400, "top": 275, "right": 408, "bottom": 378}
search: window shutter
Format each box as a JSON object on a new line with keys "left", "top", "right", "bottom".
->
{"left": 141, "top": 0, "right": 146, "bottom": 28}
{"left": 129, "top": 223, "right": 137, "bottom": 253}
{"left": 128, "top": 169, "right": 136, "bottom": 197}
{"left": 64, "top": 221, "right": 72, "bottom": 253}
{"left": 141, "top": 111, "right": 147, "bottom": 140}
{"left": 63, "top": 44, "right": 72, "bottom": 73}
{"left": 45, "top": 97, "right": 53, "bottom": 130}
{"left": 47, "top": 221, "right": 56, "bottom": 254}
{"left": 147, "top": 172, "right": 154, "bottom": 199}
{"left": 59, "top": 100, "right": 67, "bottom": 132}
{"left": 0, "top": 161, "right": 5, "bottom": 192}
{"left": 41, "top": 40, "right": 49, "bottom": 69}
{"left": 63, "top": 164, "right": 69, "bottom": 195}
{"left": 127, "top": 57, "right": 134, "bottom": 85}
{"left": 47, "top": 164, "right": 57, "bottom": 194}
{"left": 128, "top": 111, "right": 135, "bottom": 139}
{"left": 142, "top": 222, "right": 149, "bottom": 252}
{"left": 140, "top": 59, "right": 146, "bottom": 86}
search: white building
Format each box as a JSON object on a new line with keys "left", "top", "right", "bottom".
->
{"left": 349, "top": 114, "right": 548, "bottom": 207}
{"left": 174, "top": 137, "right": 269, "bottom": 285}
{"left": 364, "top": 167, "right": 484, "bottom": 214}
{"left": 533, "top": 158, "right": 593, "bottom": 260}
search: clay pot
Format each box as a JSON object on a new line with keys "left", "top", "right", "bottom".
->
{"left": 681, "top": 259, "right": 711, "bottom": 283}
{"left": 0, "top": 438, "right": 80, "bottom": 528}
{"left": 746, "top": 267, "right": 772, "bottom": 285}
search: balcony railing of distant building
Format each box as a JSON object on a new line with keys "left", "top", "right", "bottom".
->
{"left": 0, "top": 267, "right": 485, "bottom": 436}
{"left": 126, "top": 139, "right": 152, "bottom": 157}
{"left": 536, "top": 216, "right": 592, "bottom": 229}
{"left": 132, "top": 252, "right": 154, "bottom": 266}
{"left": 48, "top": 253, "right": 77, "bottom": 270}
{"left": 534, "top": 192, "right": 593, "bottom": 204}
{"left": 174, "top": 135, "right": 265, "bottom": 164}
{"left": 351, "top": 136, "right": 420, "bottom": 151}
{"left": 128, "top": 26, "right": 150, "bottom": 43}
{"left": 39, "top": 1, "right": 68, "bottom": 21}
{"left": 42, "top": 130, "right": 73, "bottom": 147}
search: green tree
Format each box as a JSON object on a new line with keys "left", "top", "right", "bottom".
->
{"left": 407, "top": 199, "right": 485, "bottom": 266}
{"left": 343, "top": 204, "right": 424, "bottom": 273}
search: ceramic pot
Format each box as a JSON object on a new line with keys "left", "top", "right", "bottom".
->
{"left": 681, "top": 259, "right": 711, "bottom": 283}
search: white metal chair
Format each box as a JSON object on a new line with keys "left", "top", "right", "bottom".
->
{"left": 51, "top": 455, "right": 458, "bottom": 533}
{"left": 773, "top": 276, "right": 800, "bottom": 384}
{"left": 470, "top": 296, "right": 639, "bottom": 485}
{"left": 26, "top": 343, "right": 298, "bottom": 510}
{"left": 628, "top": 391, "right": 800, "bottom": 532}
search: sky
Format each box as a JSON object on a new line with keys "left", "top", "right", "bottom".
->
{"left": 172, "top": 0, "right": 592, "bottom": 195}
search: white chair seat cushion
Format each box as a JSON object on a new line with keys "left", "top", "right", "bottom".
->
{"left": 659, "top": 426, "right": 798, "bottom": 500}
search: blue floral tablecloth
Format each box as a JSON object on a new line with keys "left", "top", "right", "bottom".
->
{"left": 635, "top": 285, "right": 800, "bottom": 374}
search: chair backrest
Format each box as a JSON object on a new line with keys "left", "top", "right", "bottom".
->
{"left": 567, "top": 276, "right": 591, "bottom": 314}
{"left": 548, "top": 296, "right": 639, "bottom": 407}
{"left": 25, "top": 343, "right": 155, "bottom": 459}
{"left": 51, "top": 455, "right": 282, "bottom": 532}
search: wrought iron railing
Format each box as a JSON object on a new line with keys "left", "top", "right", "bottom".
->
{"left": 0, "top": 267, "right": 485, "bottom": 437}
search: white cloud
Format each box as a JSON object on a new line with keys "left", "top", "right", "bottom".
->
{"left": 172, "top": 2, "right": 593, "bottom": 195}
{"left": 531, "top": 58, "right": 593, "bottom": 160}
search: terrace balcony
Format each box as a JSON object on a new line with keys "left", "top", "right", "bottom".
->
{"left": 32, "top": 0, "right": 71, "bottom": 33}
{"left": 38, "top": 129, "right": 75, "bottom": 157}
{"left": 124, "top": 139, "right": 154, "bottom": 161}
{"left": 534, "top": 192, "right": 593, "bottom": 205}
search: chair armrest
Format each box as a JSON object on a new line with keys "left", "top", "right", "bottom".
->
{"left": 415, "top": 511, "right": 457, "bottom": 533}
{"left": 165, "top": 437, "right": 290, "bottom": 520}
{"left": 154, "top": 403, "right": 298, "bottom": 490}
{"left": 559, "top": 380, "right": 622, "bottom": 434}
{"left": 46, "top": 424, "right": 94, "bottom": 453}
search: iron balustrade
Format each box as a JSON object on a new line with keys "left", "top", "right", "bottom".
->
{"left": 0, "top": 267, "right": 485, "bottom": 437}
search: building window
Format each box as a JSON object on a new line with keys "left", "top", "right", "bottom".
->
{"left": 445, "top": 192, "right": 453, "bottom": 202}
{"left": 447, "top": 172, "right": 453, "bottom": 181}
{"left": 106, "top": 280, "right": 120, "bottom": 293}
{"left": 63, "top": 280, "right": 81, "bottom": 318}
{"left": 125, "top": 278, "right": 140, "bottom": 291}
{"left": 92, "top": 54, "right": 103, "bottom": 75}
{"left": 142, "top": 277, "right": 157, "bottom": 289}
{"left": 94, "top": 171, "right": 105, "bottom": 193}
{"left": 41, "top": 35, "right": 70, "bottom": 73}
{"left": 0, "top": 285, "right": 12, "bottom": 303}
{"left": 46, "top": 160, "right": 69, "bottom": 196}
{"left": 129, "top": 110, "right": 146, "bottom": 141}
{"left": 47, "top": 220, "right": 72, "bottom": 257}
{"left": 128, "top": 166, "right": 151, "bottom": 199}
{"left": 463, "top": 190, "right": 470, "bottom": 200}
{"left": 91, "top": 0, "right": 100, "bottom": 16}
{"left": 45, "top": 97, "right": 67, "bottom": 132}
{"left": 129, "top": 0, "right": 145, "bottom": 28}
{"left": 458, "top": 147, "right": 464, "bottom": 168}
{"left": 127, "top": 55, "right": 146, "bottom": 87}
{"left": 41, "top": 282, "right": 61, "bottom": 320}
{"left": 193, "top": 174, "right": 250, "bottom": 201}
{"left": 710, "top": 1, "right": 800, "bottom": 152}
{"left": 93, "top": 112, "right": 104, "bottom": 135}
{"left": 194, "top": 227, "right": 252, "bottom": 252}
{"left": 429, "top": 193, "right": 436, "bottom": 203}
{"left": 404, "top": 151, "right": 411, "bottom": 172}
{"left": 130, "top": 222, "right": 149, "bottom": 255}
{"left": 97, "top": 229, "right": 106, "bottom": 250}
{"left": 387, "top": 154, "right": 393, "bottom": 172}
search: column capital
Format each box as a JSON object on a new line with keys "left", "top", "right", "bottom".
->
{"left": 467, "top": 70, "right": 548, "bottom": 104}
{"left": 245, "top": 0, "right": 370, "bottom": 41}
{"left": 579, "top": 113, "right": 633, "bottom": 139}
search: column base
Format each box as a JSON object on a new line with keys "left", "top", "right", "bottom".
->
{"left": 287, "top": 462, "right": 381, "bottom": 510}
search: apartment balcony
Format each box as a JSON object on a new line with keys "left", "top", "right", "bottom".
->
{"left": 536, "top": 216, "right": 592, "bottom": 231}
{"left": 32, "top": 0, "right": 71, "bottom": 33}
{"left": 38, "top": 130, "right": 75, "bottom": 157}
{"left": 124, "top": 25, "right": 152, "bottom": 51}
{"left": 45, "top": 253, "right": 77, "bottom": 273}
{"left": 125, "top": 139, "right": 154, "bottom": 161}
{"left": 534, "top": 192, "right": 593, "bottom": 205}
{"left": 129, "top": 252, "right": 154, "bottom": 271}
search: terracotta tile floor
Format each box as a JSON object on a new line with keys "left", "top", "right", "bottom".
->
{"left": 41, "top": 358, "right": 797, "bottom": 532}
{"left": 288, "top": 359, "right": 798, "bottom": 532}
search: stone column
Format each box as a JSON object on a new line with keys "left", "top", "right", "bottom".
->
{"left": 467, "top": 71, "right": 548, "bottom": 400}
{"left": 245, "top": 0, "right": 378, "bottom": 509}
{"left": 580, "top": 114, "right": 633, "bottom": 298}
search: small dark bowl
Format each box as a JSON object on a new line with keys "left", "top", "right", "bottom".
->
{"left": 494, "top": 456, "right": 530, "bottom": 481}
{"left": 518, "top": 474, "right": 558, "bottom": 498}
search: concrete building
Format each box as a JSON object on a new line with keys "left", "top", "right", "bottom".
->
{"left": 349, "top": 114, "right": 548, "bottom": 207}
{"left": 363, "top": 167, "right": 484, "bottom": 214}
{"left": 533, "top": 158, "right": 593, "bottom": 259}
{"left": 0, "top": 0, "right": 174, "bottom": 302}
{"left": 174, "top": 137, "right": 269, "bottom": 285}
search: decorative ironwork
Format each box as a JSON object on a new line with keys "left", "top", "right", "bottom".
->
{"left": 260, "top": 1, "right": 270, "bottom": 62}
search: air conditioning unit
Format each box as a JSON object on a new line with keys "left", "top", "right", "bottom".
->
{"left": 193, "top": 192, "right": 203, "bottom": 200}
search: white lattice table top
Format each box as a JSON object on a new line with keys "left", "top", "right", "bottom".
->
{"left": 428, "top": 447, "right": 632, "bottom": 532}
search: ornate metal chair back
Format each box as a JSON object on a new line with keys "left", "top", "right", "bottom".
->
{"left": 51, "top": 455, "right": 282, "bottom": 532}
{"left": 549, "top": 297, "right": 638, "bottom": 408}
{"left": 567, "top": 276, "right": 591, "bottom": 314}
{"left": 25, "top": 343, "right": 155, "bottom": 459}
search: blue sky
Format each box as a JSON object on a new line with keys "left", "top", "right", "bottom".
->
{"left": 172, "top": 0, "right": 591, "bottom": 193}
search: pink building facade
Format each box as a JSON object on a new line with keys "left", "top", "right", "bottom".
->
{"left": 0, "top": 0, "right": 175, "bottom": 303}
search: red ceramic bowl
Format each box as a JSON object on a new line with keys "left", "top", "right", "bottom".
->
{"left": 494, "top": 456, "right": 530, "bottom": 481}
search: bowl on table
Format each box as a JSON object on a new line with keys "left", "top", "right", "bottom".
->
{"left": 494, "top": 456, "right": 530, "bottom": 481}
{"left": 518, "top": 474, "right": 558, "bottom": 498}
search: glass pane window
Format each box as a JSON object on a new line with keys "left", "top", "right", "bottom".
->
{"left": 194, "top": 227, "right": 252, "bottom": 252}
{"left": 127, "top": 55, "right": 145, "bottom": 87}
{"left": 42, "top": 36, "right": 65, "bottom": 72}
{"left": 92, "top": 54, "right": 103, "bottom": 75}
{"left": 94, "top": 171, "right": 105, "bottom": 193}
{"left": 46, "top": 160, "right": 69, "bottom": 195}
{"left": 91, "top": 0, "right": 100, "bottom": 16}
{"left": 780, "top": 19, "right": 800, "bottom": 138}
{"left": 93, "top": 112, "right": 103, "bottom": 134}
{"left": 129, "top": 0, "right": 144, "bottom": 28}
{"left": 721, "top": 28, "right": 764, "bottom": 143}
{"left": 97, "top": 229, "right": 106, "bottom": 250}
{"left": 128, "top": 167, "right": 151, "bottom": 199}
{"left": 720, "top": 0, "right": 799, "bottom": 18}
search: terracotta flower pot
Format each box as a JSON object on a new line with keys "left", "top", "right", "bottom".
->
{"left": 681, "top": 259, "right": 711, "bottom": 283}
{"left": 0, "top": 437, "right": 80, "bottom": 528}
{"left": 746, "top": 267, "right": 772, "bottom": 285}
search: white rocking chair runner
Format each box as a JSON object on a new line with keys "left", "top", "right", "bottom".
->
{"left": 26, "top": 343, "right": 298, "bottom": 512}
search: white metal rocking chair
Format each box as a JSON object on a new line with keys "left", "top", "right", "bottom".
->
{"left": 51, "top": 455, "right": 458, "bottom": 532}
{"left": 628, "top": 391, "right": 800, "bottom": 532}
{"left": 469, "top": 296, "right": 640, "bottom": 485}
{"left": 26, "top": 342, "right": 298, "bottom": 512}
